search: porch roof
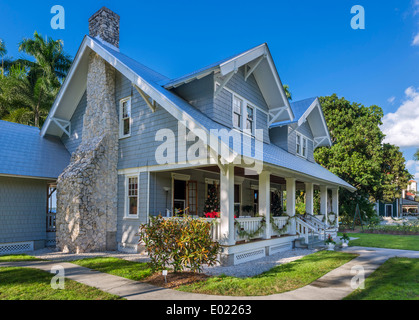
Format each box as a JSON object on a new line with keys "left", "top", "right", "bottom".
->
{"left": 0, "top": 120, "right": 70, "bottom": 179}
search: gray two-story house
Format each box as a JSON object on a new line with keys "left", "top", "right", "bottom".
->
{"left": 0, "top": 7, "right": 355, "bottom": 265}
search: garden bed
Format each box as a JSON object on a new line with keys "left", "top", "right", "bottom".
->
{"left": 144, "top": 271, "right": 209, "bottom": 289}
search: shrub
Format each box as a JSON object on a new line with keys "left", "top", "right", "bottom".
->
{"left": 139, "top": 216, "right": 220, "bottom": 273}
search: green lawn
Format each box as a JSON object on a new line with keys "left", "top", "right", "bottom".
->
{"left": 344, "top": 257, "right": 419, "bottom": 300}
{"left": 178, "top": 251, "right": 357, "bottom": 296}
{"left": 70, "top": 257, "right": 153, "bottom": 281}
{"left": 0, "top": 254, "right": 43, "bottom": 262}
{"left": 0, "top": 267, "right": 122, "bottom": 300}
{"left": 345, "top": 233, "right": 419, "bottom": 251}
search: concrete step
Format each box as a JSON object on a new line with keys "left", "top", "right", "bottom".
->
{"left": 294, "top": 237, "right": 326, "bottom": 249}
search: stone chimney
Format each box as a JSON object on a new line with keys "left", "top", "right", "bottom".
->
{"left": 88, "top": 7, "right": 120, "bottom": 48}
{"left": 56, "top": 7, "right": 119, "bottom": 253}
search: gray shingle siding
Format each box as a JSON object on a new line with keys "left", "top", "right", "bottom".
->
{"left": 116, "top": 172, "right": 148, "bottom": 246}
{"left": 271, "top": 123, "right": 316, "bottom": 163}
{"left": 215, "top": 68, "right": 269, "bottom": 113}
{"left": 0, "top": 176, "right": 47, "bottom": 244}
{"left": 172, "top": 74, "right": 214, "bottom": 118}
{"left": 115, "top": 72, "right": 182, "bottom": 170}
{"left": 61, "top": 91, "right": 86, "bottom": 155}
{"left": 269, "top": 126, "right": 288, "bottom": 151}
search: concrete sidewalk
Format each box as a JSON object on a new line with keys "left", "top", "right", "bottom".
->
{"left": 1, "top": 246, "right": 418, "bottom": 300}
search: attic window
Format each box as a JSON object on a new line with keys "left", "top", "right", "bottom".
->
{"left": 119, "top": 97, "right": 131, "bottom": 139}
{"left": 296, "top": 133, "right": 308, "bottom": 158}
{"left": 233, "top": 96, "right": 242, "bottom": 129}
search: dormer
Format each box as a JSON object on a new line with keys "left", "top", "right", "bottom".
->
{"left": 164, "top": 43, "right": 294, "bottom": 143}
{"left": 269, "top": 97, "right": 332, "bottom": 162}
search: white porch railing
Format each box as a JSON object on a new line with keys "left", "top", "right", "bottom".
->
{"left": 235, "top": 217, "right": 264, "bottom": 242}
{"left": 271, "top": 216, "right": 291, "bottom": 236}
{"left": 296, "top": 218, "right": 316, "bottom": 244}
{"left": 161, "top": 216, "right": 294, "bottom": 243}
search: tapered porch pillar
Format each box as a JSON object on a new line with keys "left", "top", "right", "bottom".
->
{"left": 331, "top": 188, "right": 339, "bottom": 228}
{"left": 305, "top": 182, "right": 314, "bottom": 216}
{"left": 220, "top": 164, "right": 235, "bottom": 246}
{"left": 259, "top": 171, "right": 271, "bottom": 239}
{"left": 286, "top": 177, "right": 296, "bottom": 235}
{"left": 320, "top": 185, "right": 328, "bottom": 224}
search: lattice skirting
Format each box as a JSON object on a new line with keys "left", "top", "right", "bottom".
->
{"left": 0, "top": 241, "right": 34, "bottom": 255}
{"left": 234, "top": 248, "right": 266, "bottom": 265}
{"left": 45, "top": 239, "right": 56, "bottom": 248}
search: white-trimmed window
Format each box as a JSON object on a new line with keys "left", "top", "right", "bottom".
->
{"left": 233, "top": 96, "right": 242, "bottom": 129}
{"left": 126, "top": 176, "right": 139, "bottom": 217}
{"left": 246, "top": 105, "right": 254, "bottom": 134}
{"left": 119, "top": 97, "right": 132, "bottom": 139}
{"left": 296, "top": 133, "right": 308, "bottom": 158}
{"left": 231, "top": 93, "right": 257, "bottom": 135}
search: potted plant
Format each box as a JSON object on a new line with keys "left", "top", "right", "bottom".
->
{"left": 341, "top": 233, "right": 350, "bottom": 247}
{"left": 324, "top": 234, "right": 336, "bottom": 251}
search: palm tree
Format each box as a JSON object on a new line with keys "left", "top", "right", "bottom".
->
{"left": 0, "top": 64, "right": 53, "bottom": 127}
{"left": 0, "top": 39, "right": 7, "bottom": 77}
{"left": 283, "top": 84, "right": 292, "bottom": 101}
{"left": 0, "top": 32, "right": 72, "bottom": 127}
{"left": 18, "top": 31, "right": 72, "bottom": 87}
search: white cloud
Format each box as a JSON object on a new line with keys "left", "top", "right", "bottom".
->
{"left": 413, "top": 33, "right": 419, "bottom": 46}
{"left": 387, "top": 96, "right": 396, "bottom": 104}
{"left": 382, "top": 86, "right": 419, "bottom": 148}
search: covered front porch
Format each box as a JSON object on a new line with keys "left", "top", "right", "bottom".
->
{"left": 148, "top": 163, "right": 341, "bottom": 265}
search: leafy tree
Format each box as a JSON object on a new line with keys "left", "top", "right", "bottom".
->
{"left": 314, "top": 94, "right": 411, "bottom": 219}
{"left": 283, "top": 84, "right": 292, "bottom": 101}
{"left": 0, "top": 32, "right": 72, "bottom": 127}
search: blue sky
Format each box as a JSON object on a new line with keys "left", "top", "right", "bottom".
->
{"left": 1, "top": 0, "right": 419, "bottom": 184}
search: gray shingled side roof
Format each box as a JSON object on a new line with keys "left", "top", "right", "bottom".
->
{"left": 0, "top": 120, "right": 70, "bottom": 179}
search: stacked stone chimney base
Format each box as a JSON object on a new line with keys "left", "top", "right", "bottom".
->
{"left": 56, "top": 52, "right": 118, "bottom": 253}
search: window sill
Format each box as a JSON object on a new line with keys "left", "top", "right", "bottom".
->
{"left": 123, "top": 216, "right": 140, "bottom": 221}
{"left": 119, "top": 134, "right": 131, "bottom": 140}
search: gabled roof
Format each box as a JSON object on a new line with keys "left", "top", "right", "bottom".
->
{"left": 0, "top": 120, "right": 70, "bottom": 179}
{"left": 270, "top": 97, "right": 332, "bottom": 148}
{"left": 40, "top": 36, "right": 354, "bottom": 191}
{"left": 162, "top": 43, "right": 294, "bottom": 123}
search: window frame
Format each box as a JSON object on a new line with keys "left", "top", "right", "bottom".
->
{"left": 296, "top": 132, "right": 309, "bottom": 159}
{"left": 119, "top": 96, "right": 132, "bottom": 139}
{"left": 125, "top": 175, "right": 139, "bottom": 219}
{"left": 232, "top": 95, "right": 243, "bottom": 129}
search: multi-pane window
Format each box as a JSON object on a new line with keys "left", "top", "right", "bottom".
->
{"left": 296, "top": 133, "right": 308, "bottom": 158}
{"left": 231, "top": 91, "right": 257, "bottom": 135}
{"left": 246, "top": 105, "right": 254, "bottom": 134}
{"left": 233, "top": 96, "right": 242, "bottom": 128}
{"left": 302, "top": 137, "right": 307, "bottom": 157}
{"left": 296, "top": 134, "right": 301, "bottom": 155}
{"left": 120, "top": 98, "right": 131, "bottom": 138}
{"left": 127, "top": 177, "right": 138, "bottom": 216}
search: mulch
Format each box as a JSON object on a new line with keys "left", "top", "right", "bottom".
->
{"left": 143, "top": 271, "right": 210, "bottom": 289}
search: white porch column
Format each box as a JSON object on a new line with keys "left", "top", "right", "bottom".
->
{"left": 331, "top": 188, "right": 339, "bottom": 228}
{"left": 320, "top": 185, "right": 328, "bottom": 224}
{"left": 286, "top": 177, "right": 296, "bottom": 235}
{"left": 305, "top": 182, "right": 314, "bottom": 216}
{"left": 259, "top": 171, "right": 271, "bottom": 239}
{"left": 220, "top": 164, "right": 235, "bottom": 246}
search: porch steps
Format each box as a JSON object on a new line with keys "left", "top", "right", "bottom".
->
{"left": 294, "top": 236, "right": 326, "bottom": 250}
